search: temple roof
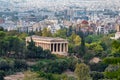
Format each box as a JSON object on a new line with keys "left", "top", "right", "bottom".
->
{"left": 26, "top": 35, "right": 68, "bottom": 43}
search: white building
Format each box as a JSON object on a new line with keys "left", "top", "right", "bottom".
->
{"left": 96, "top": 25, "right": 109, "bottom": 34}
{"left": 0, "top": 20, "right": 17, "bottom": 31}
{"left": 111, "top": 24, "right": 120, "bottom": 40}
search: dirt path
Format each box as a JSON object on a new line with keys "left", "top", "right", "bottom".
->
{"left": 64, "top": 70, "right": 77, "bottom": 77}
{"left": 4, "top": 72, "right": 24, "bottom": 80}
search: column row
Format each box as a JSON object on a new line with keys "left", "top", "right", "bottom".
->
{"left": 51, "top": 43, "right": 68, "bottom": 53}
{"left": 35, "top": 42, "right": 68, "bottom": 53}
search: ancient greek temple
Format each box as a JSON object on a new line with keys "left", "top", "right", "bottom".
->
{"left": 26, "top": 35, "right": 68, "bottom": 55}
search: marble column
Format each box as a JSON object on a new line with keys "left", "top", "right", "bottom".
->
{"left": 56, "top": 43, "right": 58, "bottom": 52}
{"left": 62, "top": 43, "right": 63, "bottom": 52}
{"left": 66, "top": 44, "right": 68, "bottom": 52}
{"left": 63, "top": 43, "right": 65, "bottom": 52}
{"left": 58, "top": 43, "right": 60, "bottom": 52}
{"left": 49, "top": 44, "right": 51, "bottom": 51}
{"left": 60, "top": 43, "right": 62, "bottom": 52}
{"left": 65, "top": 43, "right": 66, "bottom": 52}
{"left": 53, "top": 43, "right": 55, "bottom": 52}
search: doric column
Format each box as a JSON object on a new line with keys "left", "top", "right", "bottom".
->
{"left": 53, "top": 43, "right": 55, "bottom": 52}
{"left": 65, "top": 43, "right": 66, "bottom": 52}
{"left": 60, "top": 43, "right": 62, "bottom": 52}
{"left": 58, "top": 43, "right": 60, "bottom": 52}
{"left": 62, "top": 43, "right": 63, "bottom": 52}
{"left": 49, "top": 44, "right": 51, "bottom": 51}
{"left": 56, "top": 43, "right": 58, "bottom": 52}
{"left": 63, "top": 43, "right": 65, "bottom": 52}
{"left": 66, "top": 43, "right": 68, "bottom": 52}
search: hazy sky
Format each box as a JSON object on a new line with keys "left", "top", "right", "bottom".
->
{"left": 0, "top": 0, "right": 119, "bottom": 9}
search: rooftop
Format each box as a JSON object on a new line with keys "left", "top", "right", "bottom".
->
{"left": 81, "top": 20, "right": 89, "bottom": 24}
{"left": 26, "top": 35, "right": 68, "bottom": 43}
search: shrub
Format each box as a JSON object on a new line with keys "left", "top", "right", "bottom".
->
{"left": 90, "top": 71, "right": 104, "bottom": 80}
{"left": 14, "top": 60, "right": 28, "bottom": 71}
{"left": 0, "top": 70, "right": 5, "bottom": 80}
{"left": 89, "top": 62, "right": 108, "bottom": 72}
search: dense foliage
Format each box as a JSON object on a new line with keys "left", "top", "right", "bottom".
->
{"left": 0, "top": 26, "right": 119, "bottom": 79}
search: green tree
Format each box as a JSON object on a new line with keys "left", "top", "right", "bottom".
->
{"left": 85, "top": 35, "right": 93, "bottom": 43}
{"left": 112, "top": 40, "right": 120, "bottom": 54}
{"left": 0, "top": 31, "right": 8, "bottom": 55}
{"left": 0, "top": 70, "right": 5, "bottom": 80}
{"left": 5, "top": 36, "right": 25, "bottom": 54}
{"left": 77, "top": 30, "right": 86, "bottom": 57}
{"left": 90, "top": 71, "right": 104, "bottom": 80}
{"left": 0, "top": 26, "right": 4, "bottom": 31}
{"left": 6, "top": 30, "right": 20, "bottom": 36}
{"left": 53, "top": 28, "right": 67, "bottom": 39}
{"left": 103, "top": 40, "right": 120, "bottom": 79}
{"left": 104, "top": 57, "right": 120, "bottom": 80}
{"left": 69, "top": 32, "right": 77, "bottom": 44}
{"left": 67, "top": 26, "right": 73, "bottom": 37}
{"left": 42, "top": 28, "right": 52, "bottom": 37}
{"left": 26, "top": 38, "right": 54, "bottom": 59}
{"left": 27, "top": 38, "right": 35, "bottom": 50}
{"left": 85, "top": 35, "right": 103, "bottom": 43}
{"left": 67, "top": 57, "right": 78, "bottom": 71}
{"left": 68, "top": 44, "right": 75, "bottom": 55}
{"left": 0, "top": 40, "right": 9, "bottom": 56}
{"left": 26, "top": 39, "right": 42, "bottom": 58}
{"left": 87, "top": 42, "right": 103, "bottom": 53}
{"left": 0, "top": 31, "right": 5, "bottom": 39}
{"left": 35, "top": 30, "right": 42, "bottom": 36}
{"left": 73, "top": 35, "right": 81, "bottom": 46}
{"left": 74, "top": 63, "right": 90, "bottom": 80}
{"left": 18, "top": 32, "right": 28, "bottom": 40}
{"left": 89, "top": 62, "right": 108, "bottom": 72}
{"left": 94, "top": 44, "right": 103, "bottom": 53}
{"left": 14, "top": 59, "right": 28, "bottom": 71}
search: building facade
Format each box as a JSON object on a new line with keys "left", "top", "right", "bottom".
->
{"left": 26, "top": 35, "right": 68, "bottom": 56}
{"left": 111, "top": 24, "right": 120, "bottom": 40}
{"left": 95, "top": 25, "right": 109, "bottom": 34}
